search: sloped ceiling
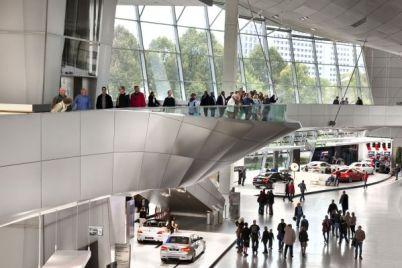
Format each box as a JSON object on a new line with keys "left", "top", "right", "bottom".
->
{"left": 238, "top": 0, "right": 402, "bottom": 55}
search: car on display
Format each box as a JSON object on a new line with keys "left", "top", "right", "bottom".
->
{"left": 302, "top": 161, "right": 332, "bottom": 174}
{"left": 362, "top": 159, "right": 375, "bottom": 168}
{"left": 349, "top": 162, "right": 375, "bottom": 174}
{"left": 252, "top": 172, "right": 292, "bottom": 188}
{"left": 137, "top": 220, "right": 169, "bottom": 243}
{"left": 160, "top": 233, "right": 206, "bottom": 263}
{"left": 332, "top": 168, "right": 365, "bottom": 182}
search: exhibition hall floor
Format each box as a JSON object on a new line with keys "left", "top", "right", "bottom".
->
{"left": 216, "top": 177, "right": 402, "bottom": 268}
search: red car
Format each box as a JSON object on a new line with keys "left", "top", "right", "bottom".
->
{"left": 332, "top": 168, "right": 364, "bottom": 182}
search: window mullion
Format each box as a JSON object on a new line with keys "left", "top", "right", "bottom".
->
{"left": 205, "top": 6, "right": 218, "bottom": 96}
{"left": 311, "top": 35, "right": 322, "bottom": 103}
{"left": 288, "top": 32, "right": 300, "bottom": 103}
{"left": 333, "top": 42, "right": 342, "bottom": 97}
{"left": 135, "top": 6, "right": 149, "bottom": 95}
{"left": 171, "top": 6, "right": 186, "bottom": 100}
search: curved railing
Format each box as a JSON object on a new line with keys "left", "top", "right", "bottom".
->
{"left": 121, "top": 104, "right": 287, "bottom": 122}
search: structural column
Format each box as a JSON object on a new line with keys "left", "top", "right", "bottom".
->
{"left": 218, "top": 165, "right": 232, "bottom": 195}
{"left": 222, "top": 0, "right": 239, "bottom": 93}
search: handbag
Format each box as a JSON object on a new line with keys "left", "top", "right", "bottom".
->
{"left": 293, "top": 216, "right": 297, "bottom": 221}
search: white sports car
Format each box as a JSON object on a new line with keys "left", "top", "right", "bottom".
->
{"left": 349, "top": 162, "right": 375, "bottom": 174}
{"left": 160, "top": 233, "right": 206, "bottom": 262}
{"left": 137, "top": 220, "right": 169, "bottom": 243}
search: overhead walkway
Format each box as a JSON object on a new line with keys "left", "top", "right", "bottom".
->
{"left": 0, "top": 104, "right": 300, "bottom": 222}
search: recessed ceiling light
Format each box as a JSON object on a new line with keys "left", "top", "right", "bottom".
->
{"left": 273, "top": 14, "right": 279, "bottom": 19}
{"left": 311, "top": 28, "right": 316, "bottom": 31}
{"left": 299, "top": 16, "right": 310, "bottom": 21}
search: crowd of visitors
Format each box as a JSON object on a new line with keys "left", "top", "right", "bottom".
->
{"left": 235, "top": 189, "right": 366, "bottom": 261}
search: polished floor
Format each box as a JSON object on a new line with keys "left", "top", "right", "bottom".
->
{"left": 216, "top": 177, "right": 402, "bottom": 268}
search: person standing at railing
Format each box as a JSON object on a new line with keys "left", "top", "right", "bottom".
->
{"left": 116, "top": 86, "right": 130, "bottom": 108}
{"left": 252, "top": 94, "right": 261, "bottom": 120}
{"left": 216, "top": 91, "right": 226, "bottom": 117}
{"left": 73, "top": 88, "right": 92, "bottom": 111}
{"left": 200, "top": 91, "right": 211, "bottom": 117}
{"left": 210, "top": 92, "right": 216, "bottom": 117}
{"left": 188, "top": 93, "right": 199, "bottom": 115}
{"left": 162, "top": 89, "right": 176, "bottom": 107}
{"left": 52, "top": 87, "right": 67, "bottom": 108}
{"left": 242, "top": 93, "right": 253, "bottom": 120}
{"left": 148, "top": 91, "right": 160, "bottom": 107}
{"left": 96, "top": 86, "right": 113, "bottom": 109}
{"left": 269, "top": 94, "right": 278, "bottom": 103}
{"left": 130, "top": 85, "right": 146, "bottom": 108}
{"left": 226, "top": 92, "right": 240, "bottom": 119}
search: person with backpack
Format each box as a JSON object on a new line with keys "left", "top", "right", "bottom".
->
{"left": 277, "top": 219, "right": 286, "bottom": 251}
{"left": 298, "top": 226, "right": 309, "bottom": 257}
{"left": 266, "top": 190, "right": 275, "bottom": 215}
{"left": 298, "top": 180, "right": 307, "bottom": 202}
{"left": 294, "top": 202, "right": 304, "bottom": 228}
{"left": 249, "top": 220, "right": 260, "bottom": 254}
{"left": 241, "top": 223, "right": 251, "bottom": 256}
{"left": 322, "top": 215, "right": 331, "bottom": 244}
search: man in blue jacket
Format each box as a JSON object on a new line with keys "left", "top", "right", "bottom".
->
{"left": 73, "top": 88, "right": 92, "bottom": 110}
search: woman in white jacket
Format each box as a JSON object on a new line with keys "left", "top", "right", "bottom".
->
{"left": 51, "top": 97, "right": 73, "bottom": 112}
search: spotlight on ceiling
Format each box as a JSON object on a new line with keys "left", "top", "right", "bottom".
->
{"left": 273, "top": 14, "right": 279, "bottom": 19}
{"left": 311, "top": 28, "right": 317, "bottom": 31}
{"left": 299, "top": 16, "right": 310, "bottom": 21}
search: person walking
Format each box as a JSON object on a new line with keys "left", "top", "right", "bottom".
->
{"left": 294, "top": 203, "right": 304, "bottom": 228}
{"left": 288, "top": 181, "right": 295, "bottom": 202}
{"left": 242, "top": 223, "right": 251, "bottom": 257}
{"left": 345, "top": 211, "right": 352, "bottom": 239}
{"left": 395, "top": 164, "right": 400, "bottom": 180}
{"left": 266, "top": 190, "right": 274, "bottom": 215}
{"left": 148, "top": 91, "right": 160, "bottom": 107}
{"left": 277, "top": 219, "right": 286, "bottom": 252}
{"left": 299, "top": 226, "right": 309, "bottom": 257}
{"left": 363, "top": 171, "right": 369, "bottom": 189}
{"left": 300, "top": 215, "right": 309, "bottom": 231}
{"left": 96, "top": 86, "right": 113, "bottom": 109}
{"left": 354, "top": 226, "right": 366, "bottom": 260}
{"left": 73, "top": 88, "right": 92, "bottom": 110}
{"left": 333, "top": 210, "right": 341, "bottom": 238}
{"left": 350, "top": 212, "right": 357, "bottom": 238}
{"left": 339, "top": 216, "right": 349, "bottom": 245}
{"left": 283, "top": 224, "right": 296, "bottom": 259}
{"left": 322, "top": 215, "right": 331, "bottom": 245}
{"left": 235, "top": 218, "right": 245, "bottom": 253}
{"left": 116, "top": 86, "right": 130, "bottom": 108}
{"left": 327, "top": 199, "right": 338, "bottom": 236}
{"left": 298, "top": 180, "right": 307, "bottom": 202}
{"left": 162, "top": 90, "right": 176, "bottom": 107}
{"left": 261, "top": 226, "right": 269, "bottom": 254}
{"left": 250, "top": 220, "right": 260, "bottom": 254}
{"left": 339, "top": 191, "right": 349, "bottom": 216}
{"left": 283, "top": 182, "right": 289, "bottom": 202}
{"left": 267, "top": 229, "right": 274, "bottom": 250}
{"left": 335, "top": 168, "right": 341, "bottom": 186}
{"left": 257, "top": 190, "right": 267, "bottom": 215}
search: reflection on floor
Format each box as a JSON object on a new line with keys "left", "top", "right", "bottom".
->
{"left": 216, "top": 177, "right": 402, "bottom": 268}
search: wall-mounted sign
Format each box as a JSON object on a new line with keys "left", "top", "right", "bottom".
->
{"left": 115, "top": 243, "right": 131, "bottom": 268}
{"left": 89, "top": 226, "right": 104, "bottom": 236}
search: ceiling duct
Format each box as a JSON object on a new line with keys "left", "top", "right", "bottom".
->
{"left": 351, "top": 17, "right": 367, "bottom": 28}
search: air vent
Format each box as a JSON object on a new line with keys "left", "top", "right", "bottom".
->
{"left": 351, "top": 17, "right": 367, "bottom": 28}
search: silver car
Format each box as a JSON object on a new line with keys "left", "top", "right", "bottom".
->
{"left": 160, "top": 233, "right": 206, "bottom": 263}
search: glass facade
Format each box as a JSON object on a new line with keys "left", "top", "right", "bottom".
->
{"left": 109, "top": 2, "right": 372, "bottom": 104}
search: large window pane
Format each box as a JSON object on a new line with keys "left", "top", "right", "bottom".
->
{"left": 318, "top": 64, "right": 337, "bottom": 86}
{"left": 267, "top": 36, "right": 291, "bottom": 61}
{"left": 141, "top": 6, "right": 173, "bottom": 24}
{"left": 243, "top": 58, "right": 269, "bottom": 88}
{"left": 108, "top": 48, "right": 142, "bottom": 98}
{"left": 208, "top": 6, "right": 225, "bottom": 31}
{"left": 336, "top": 43, "right": 354, "bottom": 66}
{"left": 361, "top": 87, "right": 373, "bottom": 105}
{"left": 292, "top": 38, "right": 314, "bottom": 63}
{"left": 141, "top": 22, "right": 176, "bottom": 52}
{"left": 322, "top": 86, "right": 339, "bottom": 104}
{"left": 295, "top": 63, "right": 317, "bottom": 86}
{"left": 184, "top": 81, "right": 213, "bottom": 97}
{"left": 299, "top": 87, "right": 319, "bottom": 104}
{"left": 150, "top": 80, "right": 181, "bottom": 101}
{"left": 339, "top": 66, "right": 357, "bottom": 86}
{"left": 276, "top": 84, "right": 296, "bottom": 103}
{"left": 359, "top": 67, "right": 369, "bottom": 87}
{"left": 315, "top": 40, "right": 335, "bottom": 65}
{"left": 179, "top": 27, "right": 208, "bottom": 54}
{"left": 115, "top": 1, "right": 137, "bottom": 20}
{"left": 211, "top": 31, "right": 224, "bottom": 56}
{"left": 177, "top": 6, "right": 206, "bottom": 28}
{"left": 113, "top": 20, "right": 139, "bottom": 49}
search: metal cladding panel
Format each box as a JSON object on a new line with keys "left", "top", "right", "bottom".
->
{"left": 145, "top": 113, "right": 182, "bottom": 154}
{"left": 182, "top": 115, "right": 218, "bottom": 130}
{"left": 171, "top": 122, "right": 212, "bottom": 158}
{"left": 81, "top": 153, "right": 113, "bottom": 200}
{"left": 180, "top": 159, "right": 217, "bottom": 187}
{"left": 113, "top": 152, "right": 143, "bottom": 193}
{"left": 214, "top": 119, "right": 254, "bottom": 138}
{"left": 42, "top": 157, "right": 81, "bottom": 208}
{"left": 81, "top": 110, "right": 114, "bottom": 155}
{"left": 161, "top": 155, "right": 194, "bottom": 189}
{"left": 0, "top": 114, "right": 41, "bottom": 167}
{"left": 0, "top": 162, "right": 41, "bottom": 217}
{"left": 41, "top": 112, "right": 80, "bottom": 160}
{"left": 114, "top": 110, "right": 149, "bottom": 152}
{"left": 197, "top": 131, "right": 238, "bottom": 161}
{"left": 138, "top": 152, "right": 170, "bottom": 190}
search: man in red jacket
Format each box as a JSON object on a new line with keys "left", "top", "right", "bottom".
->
{"left": 130, "top": 85, "right": 146, "bottom": 107}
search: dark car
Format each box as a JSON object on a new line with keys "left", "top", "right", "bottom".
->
{"left": 252, "top": 172, "right": 292, "bottom": 189}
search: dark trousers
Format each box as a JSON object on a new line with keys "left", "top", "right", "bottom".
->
{"left": 342, "top": 207, "right": 347, "bottom": 216}
{"left": 355, "top": 241, "right": 363, "bottom": 257}
{"left": 300, "top": 192, "right": 305, "bottom": 202}
{"left": 251, "top": 237, "right": 259, "bottom": 252}
{"left": 339, "top": 232, "right": 349, "bottom": 244}
{"left": 218, "top": 107, "right": 225, "bottom": 117}
{"left": 350, "top": 225, "right": 356, "bottom": 237}
{"left": 323, "top": 231, "right": 329, "bottom": 243}
{"left": 284, "top": 244, "right": 293, "bottom": 258}
{"left": 268, "top": 204, "right": 273, "bottom": 215}
{"left": 262, "top": 241, "right": 268, "bottom": 252}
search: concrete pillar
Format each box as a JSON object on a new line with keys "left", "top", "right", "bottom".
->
{"left": 218, "top": 165, "right": 232, "bottom": 195}
{"left": 293, "top": 149, "right": 301, "bottom": 166}
{"left": 222, "top": 0, "right": 239, "bottom": 93}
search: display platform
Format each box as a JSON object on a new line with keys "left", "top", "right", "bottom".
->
{"left": 43, "top": 250, "right": 91, "bottom": 268}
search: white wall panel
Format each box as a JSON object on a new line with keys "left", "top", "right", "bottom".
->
{"left": 0, "top": 114, "right": 41, "bottom": 166}
{"left": 161, "top": 155, "right": 194, "bottom": 189}
{"left": 0, "top": 163, "right": 41, "bottom": 218}
{"left": 81, "top": 110, "right": 114, "bottom": 155}
{"left": 81, "top": 153, "right": 113, "bottom": 200}
{"left": 114, "top": 111, "right": 149, "bottom": 152}
{"left": 113, "top": 152, "right": 143, "bottom": 193}
{"left": 41, "top": 111, "right": 80, "bottom": 160}
{"left": 138, "top": 152, "right": 170, "bottom": 189}
{"left": 198, "top": 131, "right": 237, "bottom": 161}
{"left": 0, "top": 0, "right": 24, "bottom": 31}
{"left": 23, "top": 0, "right": 46, "bottom": 32}
{"left": 171, "top": 123, "right": 211, "bottom": 158}
{"left": 43, "top": 34, "right": 64, "bottom": 104}
{"left": 42, "top": 157, "right": 81, "bottom": 207}
{"left": 24, "top": 34, "right": 45, "bottom": 104}
{"left": 46, "top": 0, "right": 66, "bottom": 35}
{"left": 145, "top": 113, "right": 182, "bottom": 154}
